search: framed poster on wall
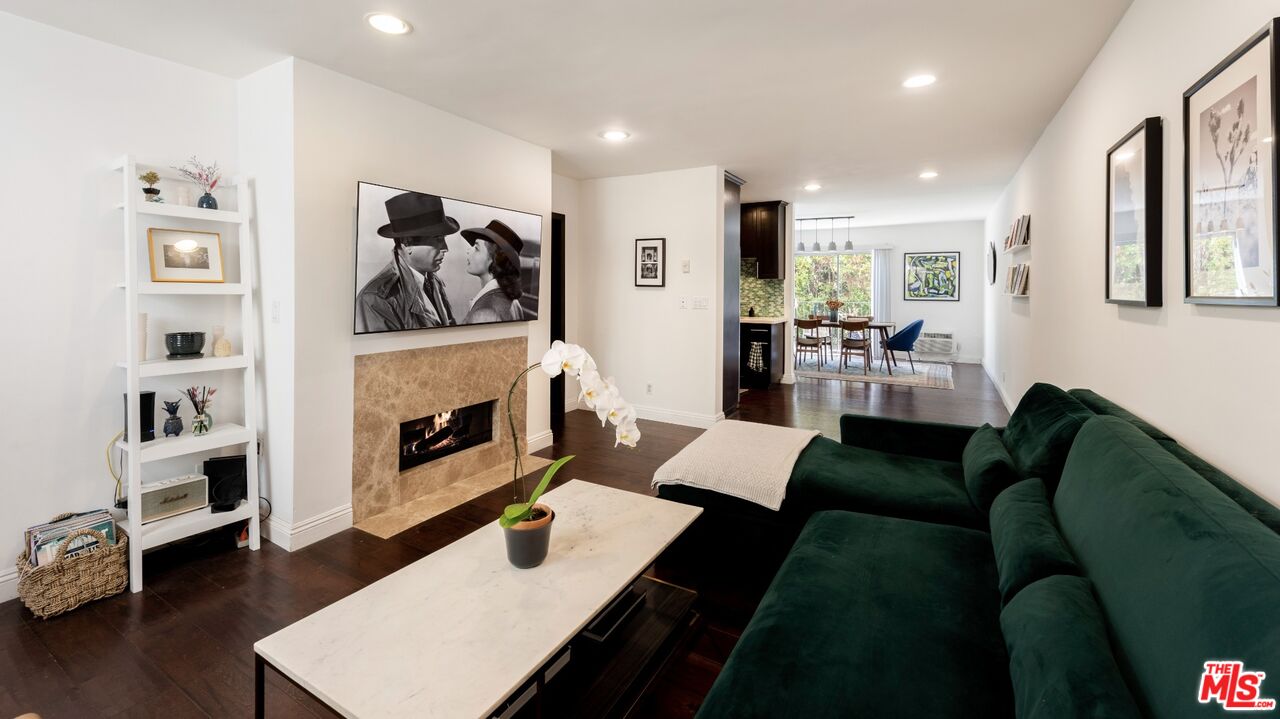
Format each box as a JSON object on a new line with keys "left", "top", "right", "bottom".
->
{"left": 1106, "top": 116, "right": 1163, "bottom": 306}
{"left": 1183, "top": 18, "right": 1280, "bottom": 305}
{"left": 904, "top": 252, "right": 959, "bottom": 301}
{"left": 635, "top": 238, "right": 666, "bottom": 287}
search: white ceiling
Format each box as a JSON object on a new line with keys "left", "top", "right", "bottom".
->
{"left": 2, "top": 0, "right": 1131, "bottom": 226}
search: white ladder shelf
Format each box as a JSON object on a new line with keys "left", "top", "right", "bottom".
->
{"left": 114, "top": 154, "right": 262, "bottom": 593}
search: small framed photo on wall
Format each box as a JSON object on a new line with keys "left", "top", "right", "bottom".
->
{"left": 1183, "top": 18, "right": 1280, "bottom": 305}
{"left": 635, "top": 238, "right": 666, "bottom": 287}
{"left": 1106, "top": 116, "right": 1163, "bottom": 306}
{"left": 147, "top": 228, "right": 225, "bottom": 283}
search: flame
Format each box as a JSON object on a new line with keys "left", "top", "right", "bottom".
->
{"left": 433, "top": 410, "right": 452, "bottom": 432}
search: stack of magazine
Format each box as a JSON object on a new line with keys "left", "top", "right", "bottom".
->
{"left": 24, "top": 510, "right": 117, "bottom": 567}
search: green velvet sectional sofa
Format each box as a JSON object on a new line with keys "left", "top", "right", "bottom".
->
{"left": 659, "top": 383, "right": 1280, "bottom": 718}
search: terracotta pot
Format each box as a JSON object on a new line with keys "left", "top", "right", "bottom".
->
{"left": 502, "top": 503, "right": 554, "bottom": 568}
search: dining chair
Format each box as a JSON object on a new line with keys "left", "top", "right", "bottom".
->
{"left": 794, "top": 318, "right": 829, "bottom": 368}
{"left": 881, "top": 319, "right": 925, "bottom": 374}
{"left": 838, "top": 318, "right": 872, "bottom": 374}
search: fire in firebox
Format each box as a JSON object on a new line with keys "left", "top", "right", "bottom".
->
{"left": 399, "top": 400, "right": 495, "bottom": 472}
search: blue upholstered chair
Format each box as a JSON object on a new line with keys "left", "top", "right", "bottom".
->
{"left": 881, "top": 319, "right": 925, "bottom": 374}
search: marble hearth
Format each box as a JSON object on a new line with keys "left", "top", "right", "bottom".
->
{"left": 352, "top": 337, "right": 529, "bottom": 524}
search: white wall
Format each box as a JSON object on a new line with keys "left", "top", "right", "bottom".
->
{"left": 577, "top": 166, "right": 724, "bottom": 426}
{"left": 552, "top": 174, "right": 582, "bottom": 410}
{"left": 983, "top": 0, "right": 1280, "bottom": 503}
{"left": 851, "top": 221, "right": 986, "bottom": 363}
{"left": 282, "top": 60, "right": 553, "bottom": 540}
{"left": 0, "top": 12, "right": 239, "bottom": 599}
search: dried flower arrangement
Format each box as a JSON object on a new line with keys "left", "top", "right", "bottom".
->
{"left": 173, "top": 157, "right": 221, "bottom": 195}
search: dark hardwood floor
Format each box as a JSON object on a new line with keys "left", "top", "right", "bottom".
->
{"left": 0, "top": 365, "right": 1007, "bottom": 718}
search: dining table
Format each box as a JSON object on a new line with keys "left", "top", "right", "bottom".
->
{"left": 810, "top": 317, "right": 898, "bottom": 372}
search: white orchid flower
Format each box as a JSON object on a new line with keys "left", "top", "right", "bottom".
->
{"left": 603, "top": 399, "right": 636, "bottom": 427}
{"left": 540, "top": 340, "right": 587, "bottom": 378}
{"left": 578, "top": 369, "right": 605, "bottom": 409}
{"left": 615, "top": 420, "right": 641, "bottom": 448}
{"left": 592, "top": 379, "right": 624, "bottom": 426}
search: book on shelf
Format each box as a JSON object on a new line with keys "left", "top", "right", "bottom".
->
{"left": 1004, "top": 263, "right": 1030, "bottom": 295}
{"left": 24, "top": 510, "right": 117, "bottom": 567}
{"left": 1003, "top": 214, "right": 1031, "bottom": 251}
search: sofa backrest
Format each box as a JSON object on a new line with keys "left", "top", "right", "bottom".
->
{"left": 1054, "top": 417, "right": 1280, "bottom": 718}
{"left": 1002, "top": 383, "right": 1095, "bottom": 493}
{"left": 1066, "top": 388, "right": 1172, "bottom": 442}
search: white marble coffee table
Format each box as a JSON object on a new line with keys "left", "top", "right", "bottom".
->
{"left": 253, "top": 479, "right": 702, "bottom": 718}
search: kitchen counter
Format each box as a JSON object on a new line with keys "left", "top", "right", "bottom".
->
{"left": 740, "top": 316, "right": 787, "bottom": 325}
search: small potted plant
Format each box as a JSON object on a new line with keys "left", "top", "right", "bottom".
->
{"left": 499, "top": 341, "right": 639, "bottom": 568}
{"left": 162, "top": 399, "right": 183, "bottom": 437}
{"left": 174, "top": 157, "right": 221, "bottom": 210}
{"left": 138, "top": 171, "right": 162, "bottom": 202}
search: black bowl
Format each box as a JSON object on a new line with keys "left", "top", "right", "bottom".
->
{"left": 165, "top": 332, "right": 205, "bottom": 356}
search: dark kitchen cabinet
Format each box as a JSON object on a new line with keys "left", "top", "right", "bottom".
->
{"left": 741, "top": 201, "right": 788, "bottom": 280}
{"left": 741, "top": 321, "right": 784, "bottom": 389}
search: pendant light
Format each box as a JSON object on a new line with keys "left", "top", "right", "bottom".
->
{"left": 843, "top": 216, "right": 854, "bottom": 251}
{"left": 826, "top": 217, "right": 838, "bottom": 252}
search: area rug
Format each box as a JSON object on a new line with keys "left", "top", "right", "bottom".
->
{"left": 795, "top": 359, "right": 954, "bottom": 390}
{"left": 355, "top": 454, "right": 552, "bottom": 539}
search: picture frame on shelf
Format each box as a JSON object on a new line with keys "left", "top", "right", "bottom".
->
{"left": 1183, "top": 18, "right": 1279, "bottom": 306}
{"left": 634, "top": 238, "right": 666, "bottom": 287}
{"left": 147, "top": 228, "right": 225, "bottom": 283}
{"left": 1106, "top": 116, "right": 1163, "bottom": 306}
{"left": 904, "top": 251, "right": 960, "bottom": 301}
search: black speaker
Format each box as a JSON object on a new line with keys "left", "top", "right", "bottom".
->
{"left": 123, "top": 390, "right": 156, "bottom": 442}
{"left": 204, "top": 455, "right": 248, "bottom": 513}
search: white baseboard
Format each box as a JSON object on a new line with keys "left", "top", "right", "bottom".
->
{"left": 264, "top": 504, "right": 353, "bottom": 551}
{"left": 781, "top": 372, "right": 796, "bottom": 385}
{"left": 982, "top": 360, "right": 1015, "bottom": 413}
{"left": 0, "top": 566, "right": 17, "bottom": 603}
{"left": 527, "top": 429, "right": 554, "bottom": 453}
{"left": 564, "top": 398, "right": 580, "bottom": 413}
{"left": 632, "top": 404, "right": 721, "bottom": 429}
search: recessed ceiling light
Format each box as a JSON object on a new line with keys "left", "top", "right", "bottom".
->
{"left": 804, "top": 183, "right": 822, "bottom": 192}
{"left": 918, "top": 170, "right": 939, "bottom": 179}
{"left": 599, "top": 130, "right": 630, "bottom": 141}
{"left": 366, "top": 13, "right": 412, "bottom": 35}
{"left": 903, "top": 74, "right": 937, "bottom": 89}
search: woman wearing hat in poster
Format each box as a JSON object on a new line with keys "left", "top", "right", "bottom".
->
{"left": 356, "top": 192, "right": 460, "bottom": 332}
{"left": 461, "top": 219, "right": 526, "bottom": 324}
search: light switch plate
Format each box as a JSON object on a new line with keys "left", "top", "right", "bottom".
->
{"left": 679, "top": 297, "right": 689, "bottom": 309}
{"left": 682, "top": 259, "right": 691, "bottom": 273}
{"left": 692, "top": 296, "right": 709, "bottom": 310}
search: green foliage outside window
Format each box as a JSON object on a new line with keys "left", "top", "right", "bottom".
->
{"left": 794, "top": 253, "right": 873, "bottom": 317}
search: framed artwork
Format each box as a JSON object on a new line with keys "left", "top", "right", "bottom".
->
{"left": 904, "top": 252, "right": 959, "bottom": 301}
{"left": 1183, "top": 18, "right": 1279, "bottom": 305}
{"left": 352, "top": 181, "right": 542, "bottom": 335}
{"left": 635, "top": 238, "right": 666, "bottom": 287}
{"left": 147, "top": 228, "right": 224, "bottom": 283}
{"left": 1106, "top": 117, "right": 1164, "bottom": 306}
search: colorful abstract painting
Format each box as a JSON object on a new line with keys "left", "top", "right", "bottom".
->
{"left": 904, "top": 252, "right": 960, "bottom": 301}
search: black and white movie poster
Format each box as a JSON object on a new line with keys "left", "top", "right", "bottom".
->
{"left": 353, "top": 181, "right": 542, "bottom": 334}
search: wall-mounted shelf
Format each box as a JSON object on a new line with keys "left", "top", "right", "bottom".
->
{"left": 116, "top": 354, "right": 250, "bottom": 377}
{"left": 1003, "top": 244, "right": 1030, "bottom": 255}
{"left": 114, "top": 153, "right": 262, "bottom": 593}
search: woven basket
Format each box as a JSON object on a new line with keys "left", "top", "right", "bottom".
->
{"left": 16, "top": 514, "right": 129, "bottom": 619}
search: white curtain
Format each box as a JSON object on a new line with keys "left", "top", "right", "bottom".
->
{"left": 872, "top": 248, "right": 892, "bottom": 358}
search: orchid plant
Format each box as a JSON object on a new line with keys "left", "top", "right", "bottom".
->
{"left": 499, "top": 341, "right": 640, "bottom": 528}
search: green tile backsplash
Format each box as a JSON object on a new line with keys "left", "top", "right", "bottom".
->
{"left": 740, "top": 259, "right": 785, "bottom": 317}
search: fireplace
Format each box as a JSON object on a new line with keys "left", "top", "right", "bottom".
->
{"left": 399, "top": 400, "right": 496, "bottom": 472}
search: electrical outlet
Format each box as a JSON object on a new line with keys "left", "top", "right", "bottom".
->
{"left": 679, "top": 297, "right": 689, "bottom": 310}
{"left": 271, "top": 300, "right": 281, "bottom": 324}
{"left": 646, "top": 383, "right": 654, "bottom": 395}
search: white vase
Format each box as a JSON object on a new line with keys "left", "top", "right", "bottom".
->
{"left": 212, "top": 325, "right": 232, "bottom": 357}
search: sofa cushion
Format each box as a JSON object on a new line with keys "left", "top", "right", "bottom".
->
{"left": 790, "top": 437, "right": 986, "bottom": 529}
{"left": 1000, "top": 575, "right": 1141, "bottom": 719}
{"left": 1155, "top": 438, "right": 1280, "bottom": 535}
{"left": 989, "top": 479, "right": 1080, "bottom": 605}
{"left": 697, "top": 510, "right": 1012, "bottom": 719}
{"left": 1067, "top": 388, "right": 1172, "bottom": 442}
{"left": 962, "top": 424, "right": 1021, "bottom": 513}
{"left": 1002, "top": 383, "right": 1094, "bottom": 492}
{"left": 1054, "top": 417, "right": 1280, "bottom": 718}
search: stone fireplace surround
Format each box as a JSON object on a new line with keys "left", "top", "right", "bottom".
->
{"left": 352, "top": 336, "right": 529, "bottom": 524}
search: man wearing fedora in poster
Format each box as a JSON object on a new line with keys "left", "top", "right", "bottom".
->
{"left": 356, "top": 191, "right": 459, "bottom": 332}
